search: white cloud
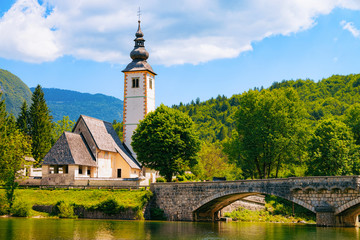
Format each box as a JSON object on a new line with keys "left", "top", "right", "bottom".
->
{"left": 0, "top": 0, "right": 360, "bottom": 65}
{"left": 341, "top": 20, "right": 360, "bottom": 38}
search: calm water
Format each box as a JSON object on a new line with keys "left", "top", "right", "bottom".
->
{"left": 0, "top": 218, "right": 359, "bottom": 240}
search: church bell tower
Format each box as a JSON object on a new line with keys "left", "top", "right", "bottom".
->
{"left": 122, "top": 20, "right": 156, "bottom": 155}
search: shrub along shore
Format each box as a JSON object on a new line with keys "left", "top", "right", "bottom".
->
{"left": 0, "top": 188, "right": 152, "bottom": 219}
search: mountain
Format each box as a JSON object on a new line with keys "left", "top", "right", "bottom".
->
{"left": 0, "top": 69, "right": 32, "bottom": 116}
{"left": 30, "top": 88, "right": 123, "bottom": 123}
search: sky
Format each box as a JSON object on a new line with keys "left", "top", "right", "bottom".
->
{"left": 0, "top": 0, "right": 360, "bottom": 107}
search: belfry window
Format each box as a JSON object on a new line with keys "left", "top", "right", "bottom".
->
{"left": 149, "top": 79, "right": 152, "bottom": 89}
{"left": 132, "top": 78, "right": 139, "bottom": 88}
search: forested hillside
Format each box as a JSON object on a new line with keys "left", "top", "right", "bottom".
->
{"left": 30, "top": 88, "right": 123, "bottom": 122}
{"left": 173, "top": 74, "right": 360, "bottom": 142}
{"left": 0, "top": 69, "right": 32, "bottom": 116}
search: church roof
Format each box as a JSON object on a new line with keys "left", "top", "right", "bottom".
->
{"left": 43, "top": 132, "right": 96, "bottom": 166}
{"left": 122, "top": 20, "right": 156, "bottom": 75}
{"left": 76, "top": 115, "right": 141, "bottom": 169}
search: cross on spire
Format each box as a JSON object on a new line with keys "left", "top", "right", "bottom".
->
{"left": 137, "top": 7, "right": 141, "bottom": 22}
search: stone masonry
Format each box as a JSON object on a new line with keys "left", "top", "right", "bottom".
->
{"left": 150, "top": 176, "right": 360, "bottom": 227}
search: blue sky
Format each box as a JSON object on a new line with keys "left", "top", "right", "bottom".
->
{"left": 0, "top": 0, "right": 360, "bottom": 106}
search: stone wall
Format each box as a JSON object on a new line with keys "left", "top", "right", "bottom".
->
{"left": 220, "top": 195, "right": 265, "bottom": 214}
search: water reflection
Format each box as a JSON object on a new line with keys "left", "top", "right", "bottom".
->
{"left": 0, "top": 218, "right": 359, "bottom": 240}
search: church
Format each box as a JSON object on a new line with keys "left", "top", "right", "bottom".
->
{"left": 40, "top": 20, "right": 157, "bottom": 186}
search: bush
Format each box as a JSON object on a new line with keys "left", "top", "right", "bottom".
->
{"left": 95, "top": 198, "right": 122, "bottom": 215}
{"left": 11, "top": 201, "right": 31, "bottom": 217}
{"left": 0, "top": 196, "right": 9, "bottom": 215}
{"left": 54, "top": 201, "right": 76, "bottom": 218}
{"left": 156, "top": 177, "right": 166, "bottom": 182}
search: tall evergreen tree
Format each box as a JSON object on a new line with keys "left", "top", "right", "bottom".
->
{"left": 16, "top": 100, "right": 30, "bottom": 136}
{"left": 0, "top": 94, "right": 31, "bottom": 213}
{"left": 29, "top": 85, "right": 53, "bottom": 165}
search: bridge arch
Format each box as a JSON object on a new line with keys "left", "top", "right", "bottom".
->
{"left": 192, "top": 188, "right": 315, "bottom": 221}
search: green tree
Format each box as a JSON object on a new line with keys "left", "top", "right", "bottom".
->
{"left": 344, "top": 103, "right": 360, "bottom": 145}
{"left": 193, "top": 141, "right": 242, "bottom": 181}
{"left": 0, "top": 95, "right": 32, "bottom": 213}
{"left": 29, "top": 85, "right": 53, "bottom": 165}
{"left": 52, "top": 116, "right": 75, "bottom": 142}
{"left": 16, "top": 100, "right": 30, "bottom": 136}
{"left": 132, "top": 104, "right": 201, "bottom": 182}
{"left": 228, "top": 88, "right": 308, "bottom": 179}
{"left": 307, "top": 118, "right": 360, "bottom": 176}
{"left": 112, "top": 120, "right": 123, "bottom": 141}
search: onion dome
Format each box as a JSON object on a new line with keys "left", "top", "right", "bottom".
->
{"left": 130, "top": 21, "right": 149, "bottom": 61}
{"left": 123, "top": 20, "right": 156, "bottom": 75}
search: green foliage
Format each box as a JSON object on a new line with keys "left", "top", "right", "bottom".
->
{"left": 112, "top": 120, "right": 123, "bottom": 141}
{"left": 31, "top": 87, "right": 123, "bottom": 122}
{"left": 16, "top": 101, "right": 30, "bottom": 136}
{"left": 176, "top": 173, "right": 196, "bottom": 182}
{"left": 0, "top": 69, "right": 32, "bottom": 116}
{"left": 0, "top": 195, "right": 8, "bottom": 215}
{"left": 230, "top": 88, "right": 308, "bottom": 179}
{"left": 193, "top": 141, "right": 242, "bottom": 180}
{"left": 1, "top": 188, "right": 152, "bottom": 217}
{"left": 132, "top": 104, "right": 201, "bottom": 182}
{"left": 52, "top": 116, "right": 75, "bottom": 142}
{"left": 29, "top": 85, "right": 53, "bottom": 165}
{"left": 94, "top": 198, "right": 123, "bottom": 215}
{"left": 307, "top": 118, "right": 360, "bottom": 176}
{"left": 0, "top": 94, "right": 32, "bottom": 213}
{"left": 224, "top": 195, "right": 315, "bottom": 223}
{"left": 53, "top": 201, "right": 76, "bottom": 218}
{"left": 156, "top": 177, "right": 166, "bottom": 182}
{"left": 11, "top": 200, "right": 31, "bottom": 217}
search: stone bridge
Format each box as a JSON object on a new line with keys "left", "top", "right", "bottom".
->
{"left": 150, "top": 176, "right": 360, "bottom": 227}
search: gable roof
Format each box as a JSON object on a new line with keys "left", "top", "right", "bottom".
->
{"left": 74, "top": 115, "right": 141, "bottom": 169}
{"left": 43, "top": 132, "right": 96, "bottom": 166}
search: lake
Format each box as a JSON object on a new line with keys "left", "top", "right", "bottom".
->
{"left": 0, "top": 218, "right": 359, "bottom": 240}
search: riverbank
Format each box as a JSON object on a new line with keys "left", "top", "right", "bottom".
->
{"left": 0, "top": 188, "right": 152, "bottom": 219}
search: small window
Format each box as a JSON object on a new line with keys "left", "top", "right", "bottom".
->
{"left": 79, "top": 166, "right": 83, "bottom": 175}
{"left": 132, "top": 78, "right": 139, "bottom": 88}
{"left": 104, "top": 152, "right": 109, "bottom": 159}
{"left": 117, "top": 169, "right": 122, "bottom": 178}
{"left": 87, "top": 169, "right": 91, "bottom": 175}
{"left": 149, "top": 79, "right": 152, "bottom": 89}
{"left": 64, "top": 165, "right": 68, "bottom": 174}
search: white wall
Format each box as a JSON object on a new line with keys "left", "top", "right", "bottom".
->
{"left": 97, "top": 158, "right": 112, "bottom": 178}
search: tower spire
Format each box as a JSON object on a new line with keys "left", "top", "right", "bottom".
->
{"left": 122, "top": 13, "right": 156, "bottom": 75}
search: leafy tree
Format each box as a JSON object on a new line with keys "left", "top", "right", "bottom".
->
{"left": 52, "top": 116, "right": 75, "bottom": 142}
{"left": 16, "top": 100, "right": 30, "bottom": 136}
{"left": 29, "top": 85, "right": 53, "bottom": 165}
{"left": 344, "top": 103, "right": 360, "bottom": 145}
{"left": 229, "top": 88, "right": 308, "bottom": 179}
{"left": 132, "top": 104, "right": 200, "bottom": 182}
{"left": 307, "top": 118, "right": 360, "bottom": 176}
{"left": 0, "top": 94, "right": 32, "bottom": 213}
{"left": 112, "top": 120, "right": 123, "bottom": 141}
{"left": 193, "top": 141, "right": 242, "bottom": 181}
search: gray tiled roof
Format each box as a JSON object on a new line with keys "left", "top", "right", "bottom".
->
{"left": 43, "top": 132, "right": 96, "bottom": 166}
{"left": 122, "top": 59, "right": 156, "bottom": 75}
{"left": 80, "top": 115, "right": 141, "bottom": 169}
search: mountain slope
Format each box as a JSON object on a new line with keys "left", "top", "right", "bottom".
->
{"left": 0, "top": 69, "right": 32, "bottom": 116}
{"left": 30, "top": 88, "right": 124, "bottom": 122}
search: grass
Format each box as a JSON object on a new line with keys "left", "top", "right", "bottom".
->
{"left": 0, "top": 188, "right": 152, "bottom": 218}
{"left": 224, "top": 195, "right": 316, "bottom": 224}
{"left": 224, "top": 207, "right": 315, "bottom": 224}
